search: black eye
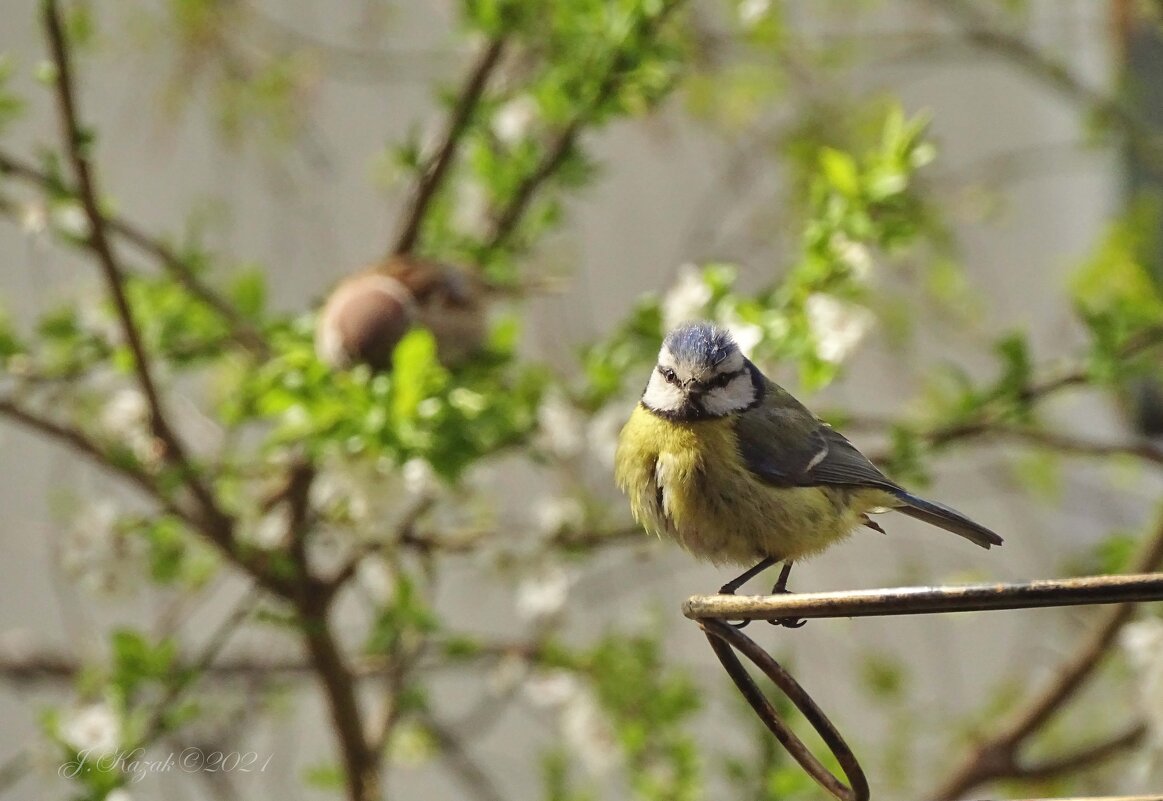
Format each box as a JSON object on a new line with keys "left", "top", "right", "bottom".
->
{"left": 659, "top": 366, "right": 679, "bottom": 384}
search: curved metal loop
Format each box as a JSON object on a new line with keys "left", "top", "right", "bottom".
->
{"left": 700, "top": 618, "right": 870, "bottom": 801}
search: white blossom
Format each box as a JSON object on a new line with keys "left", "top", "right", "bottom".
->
{"left": 310, "top": 454, "right": 394, "bottom": 527}
{"left": 100, "top": 388, "right": 156, "bottom": 462}
{"left": 248, "top": 505, "right": 291, "bottom": 550}
{"left": 452, "top": 179, "right": 491, "bottom": 239}
{"left": 805, "top": 293, "right": 874, "bottom": 364}
{"left": 492, "top": 95, "right": 538, "bottom": 146}
{"left": 524, "top": 669, "right": 582, "bottom": 708}
{"left": 516, "top": 563, "right": 573, "bottom": 622}
{"left": 106, "top": 790, "right": 133, "bottom": 801}
{"left": 524, "top": 670, "right": 617, "bottom": 776}
{"left": 534, "top": 495, "right": 585, "bottom": 536}
{"left": 488, "top": 652, "right": 529, "bottom": 696}
{"left": 561, "top": 691, "right": 619, "bottom": 776}
{"left": 356, "top": 556, "right": 395, "bottom": 604}
{"left": 723, "top": 312, "right": 764, "bottom": 359}
{"left": 402, "top": 458, "right": 437, "bottom": 498}
{"left": 536, "top": 391, "right": 585, "bottom": 460}
{"left": 51, "top": 201, "right": 90, "bottom": 240}
{"left": 1122, "top": 618, "right": 1163, "bottom": 747}
{"left": 830, "top": 232, "right": 874, "bottom": 280}
{"left": 661, "top": 263, "right": 712, "bottom": 331}
{"left": 60, "top": 702, "right": 120, "bottom": 756}
{"left": 78, "top": 302, "right": 121, "bottom": 347}
{"left": 737, "top": 0, "right": 771, "bottom": 27}
{"left": 20, "top": 200, "right": 48, "bottom": 236}
{"left": 61, "top": 501, "right": 140, "bottom": 594}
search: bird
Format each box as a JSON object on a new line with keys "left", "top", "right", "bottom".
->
{"left": 315, "top": 255, "right": 487, "bottom": 371}
{"left": 614, "top": 320, "right": 1002, "bottom": 622}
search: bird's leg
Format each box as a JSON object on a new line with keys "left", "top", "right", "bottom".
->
{"left": 719, "top": 557, "right": 778, "bottom": 630}
{"left": 719, "top": 556, "right": 778, "bottom": 595}
{"left": 769, "top": 561, "right": 806, "bottom": 629}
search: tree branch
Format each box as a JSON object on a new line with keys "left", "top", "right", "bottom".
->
{"left": 0, "top": 397, "right": 160, "bottom": 500}
{"left": 1010, "top": 721, "right": 1147, "bottom": 782}
{"left": 0, "top": 395, "right": 296, "bottom": 598}
{"left": 392, "top": 36, "right": 506, "bottom": 256}
{"left": 300, "top": 602, "right": 378, "bottom": 801}
{"left": 42, "top": 0, "right": 240, "bottom": 570}
{"left": 928, "top": 511, "right": 1163, "bottom": 800}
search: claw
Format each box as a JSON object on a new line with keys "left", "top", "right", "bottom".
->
{"left": 770, "top": 615, "right": 807, "bottom": 629}
{"left": 719, "top": 585, "right": 753, "bottom": 629}
{"left": 767, "top": 562, "right": 807, "bottom": 628}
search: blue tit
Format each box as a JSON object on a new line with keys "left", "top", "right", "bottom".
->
{"left": 614, "top": 320, "right": 1002, "bottom": 599}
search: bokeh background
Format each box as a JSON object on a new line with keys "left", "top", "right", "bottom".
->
{"left": 1, "top": 1, "right": 1162, "bottom": 800}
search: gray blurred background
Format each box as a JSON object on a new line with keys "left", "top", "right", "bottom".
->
{"left": 1, "top": 1, "right": 1157, "bottom": 799}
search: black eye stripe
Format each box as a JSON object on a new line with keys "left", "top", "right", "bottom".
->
{"left": 710, "top": 369, "right": 743, "bottom": 387}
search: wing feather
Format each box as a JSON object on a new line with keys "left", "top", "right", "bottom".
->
{"left": 734, "top": 377, "right": 899, "bottom": 492}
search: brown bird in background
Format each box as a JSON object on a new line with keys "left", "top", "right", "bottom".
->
{"left": 316, "top": 256, "right": 488, "bottom": 370}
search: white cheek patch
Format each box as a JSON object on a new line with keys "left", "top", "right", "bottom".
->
{"left": 641, "top": 370, "right": 685, "bottom": 413}
{"left": 699, "top": 373, "right": 755, "bottom": 416}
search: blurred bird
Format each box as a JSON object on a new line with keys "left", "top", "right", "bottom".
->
{"left": 315, "top": 256, "right": 487, "bottom": 370}
{"left": 614, "top": 321, "right": 1002, "bottom": 620}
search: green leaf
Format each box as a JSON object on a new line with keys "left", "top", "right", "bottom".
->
{"left": 819, "top": 147, "right": 860, "bottom": 197}
{"left": 110, "top": 629, "right": 179, "bottom": 701}
{"left": 390, "top": 329, "right": 446, "bottom": 423}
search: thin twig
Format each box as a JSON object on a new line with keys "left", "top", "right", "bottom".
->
{"left": 327, "top": 494, "right": 434, "bottom": 594}
{"left": 1011, "top": 721, "right": 1147, "bottom": 781}
{"left": 137, "top": 586, "right": 262, "bottom": 746}
{"left": 972, "top": 424, "right": 1163, "bottom": 465}
{"left": 0, "top": 397, "right": 193, "bottom": 521}
{"left": 421, "top": 714, "right": 508, "bottom": 801}
{"left": 484, "top": 0, "right": 684, "bottom": 252}
{"left": 392, "top": 36, "right": 506, "bottom": 255}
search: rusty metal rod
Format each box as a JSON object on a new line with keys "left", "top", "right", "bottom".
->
{"left": 701, "top": 619, "right": 870, "bottom": 801}
{"left": 684, "top": 572, "right": 1163, "bottom": 621}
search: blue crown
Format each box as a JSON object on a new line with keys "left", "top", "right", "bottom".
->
{"left": 663, "top": 321, "right": 737, "bottom": 367}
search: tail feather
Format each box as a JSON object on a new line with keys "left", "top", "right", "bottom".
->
{"left": 892, "top": 491, "right": 1003, "bottom": 549}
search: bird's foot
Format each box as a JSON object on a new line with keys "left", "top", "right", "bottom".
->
{"left": 768, "top": 567, "right": 806, "bottom": 629}
{"left": 716, "top": 586, "right": 753, "bottom": 630}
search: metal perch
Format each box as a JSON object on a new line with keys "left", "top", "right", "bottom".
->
{"left": 688, "top": 572, "right": 1163, "bottom": 801}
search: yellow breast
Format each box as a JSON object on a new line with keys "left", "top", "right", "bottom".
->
{"left": 614, "top": 404, "right": 877, "bottom": 566}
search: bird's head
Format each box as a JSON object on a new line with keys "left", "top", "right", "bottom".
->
{"left": 641, "top": 321, "right": 760, "bottom": 420}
